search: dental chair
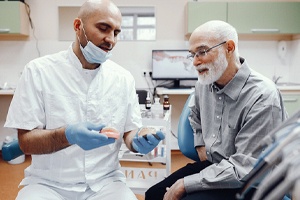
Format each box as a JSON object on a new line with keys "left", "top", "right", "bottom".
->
{"left": 177, "top": 92, "right": 199, "bottom": 162}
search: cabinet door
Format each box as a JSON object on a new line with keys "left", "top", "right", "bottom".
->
{"left": 0, "top": 2, "right": 29, "bottom": 35}
{"left": 282, "top": 93, "right": 300, "bottom": 116}
{"left": 228, "top": 2, "right": 300, "bottom": 34}
{"left": 187, "top": 2, "right": 227, "bottom": 34}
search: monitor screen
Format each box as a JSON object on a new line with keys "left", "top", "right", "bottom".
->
{"left": 151, "top": 50, "right": 198, "bottom": 88}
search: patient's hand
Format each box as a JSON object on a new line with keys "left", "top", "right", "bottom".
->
{"left": 196, "top": 146, "right": 207, "bottom": 161}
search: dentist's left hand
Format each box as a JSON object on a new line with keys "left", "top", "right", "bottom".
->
{"left": 65, "top": 122, "right": 115, "bottom": 150}
{"left": 132, "top": 130, "right": 165, "bottom": 154}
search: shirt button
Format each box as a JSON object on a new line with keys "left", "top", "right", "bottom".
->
{"left": 217, "top": 116, "right": 220, "bottom": 119}
{"left": 212, "top": 134, "right": 216, "bottom": 138}
{"left": 207, "top": 152, "right": 210, "bottom": 155}
{"left": 219, "top": 97, "right": 222, "bottom": 100}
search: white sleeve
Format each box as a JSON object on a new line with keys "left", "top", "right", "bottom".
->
{"left": 4, "top": 63, "right": 45, "bottom": 130}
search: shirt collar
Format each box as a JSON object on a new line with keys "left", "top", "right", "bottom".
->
{"left": 65, "top": 43, "right": 83, "bottom": 72}
{"left": 212, "top": 57, "right": 251, "bottom": 101}
{"left": 210, "top": 83, "right": 221, "bottom": 92}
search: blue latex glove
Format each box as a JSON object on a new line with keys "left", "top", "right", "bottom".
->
{"left": 65, "top": 122, "right": 115, "bottom": 150}
{"left": 132, "top": 130, "right": 165, "bottom": 154}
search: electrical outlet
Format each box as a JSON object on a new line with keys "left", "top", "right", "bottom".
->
{"left": 142, "top": 70, "right": 151, "bottom": 77}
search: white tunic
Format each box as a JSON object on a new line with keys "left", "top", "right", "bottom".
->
{"left": 4, "top": 44, "right": 142, "bottom": 192}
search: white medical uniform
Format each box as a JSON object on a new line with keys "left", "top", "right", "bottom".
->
{"left": 5, "top": 44, "right": 142, "bottom": 199}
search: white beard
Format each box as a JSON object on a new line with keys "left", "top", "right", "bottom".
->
{"left": 196, "top": 51, "right": 228, "bottom": 85}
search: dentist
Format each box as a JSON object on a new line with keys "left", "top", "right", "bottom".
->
{"left": 5, "top": 0, "right": 164, "bottom": 199}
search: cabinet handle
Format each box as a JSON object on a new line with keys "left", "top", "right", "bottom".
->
{"left": 0, "top": 28, "right": 10, "bottom": 33}
{"left": 251, "top": 29, "right": 280, "bottom": 33}
{"left": 283, "top": 98, "right": 298, "bottom": 102}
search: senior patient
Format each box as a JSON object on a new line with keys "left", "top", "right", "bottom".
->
{"left": 145, "top": 20, "right": 287, "bottom": 200}
{"left": 4, "top": 0, "right": 164, "bottom": 199}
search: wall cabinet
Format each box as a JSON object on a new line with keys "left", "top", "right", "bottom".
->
{"left": 281, "top": 92, "right": 300, "bottom": 117}
{"left": 186, "top": 2, "right": 227, "bottom": 34}
{"left": 0, "top": 2, "right": 29, "bottom": 37}
{"left": 228, "top": 2, "right": 300, "bottom": 34}
{"left": 186, "top": 2, "right": 300, "bottom": 39}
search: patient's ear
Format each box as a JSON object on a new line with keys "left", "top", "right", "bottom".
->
{"left": 226, "top": 40, "right": 235, "bottom": 54}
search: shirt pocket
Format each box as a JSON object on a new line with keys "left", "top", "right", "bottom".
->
{"left": 221, "top": 119, "right": 239, "bottom": 158}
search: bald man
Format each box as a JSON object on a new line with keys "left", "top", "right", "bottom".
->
{"left": 5, "top": 0, "right": 165, "bottom": 199}
{"left": 145, "top": 20, "right": 287, "bottom": 200}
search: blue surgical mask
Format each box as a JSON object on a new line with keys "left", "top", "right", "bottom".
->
{"left": 78, "top": 23, "right": 112, "bottom": 64}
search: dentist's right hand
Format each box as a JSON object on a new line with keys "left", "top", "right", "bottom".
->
{"left": 65, "top": 122, "right": 115, "bottom": 150}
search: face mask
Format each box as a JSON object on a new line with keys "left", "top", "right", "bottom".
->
{"left": 78, "top": 22, "right": 112, "bottom": 64}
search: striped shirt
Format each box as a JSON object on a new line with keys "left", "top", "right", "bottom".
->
{"left": 184, "top": 58, "right": 287, "bottom": 193}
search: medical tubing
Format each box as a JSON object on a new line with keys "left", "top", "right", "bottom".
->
{"left": 253, "top": 140, "right": 279, "bottom": 168}
{"left": 250, "top": 109, "right": 300, "bottom": 155}
{"left": 254, "top": 124, "right": 300, "bottom": 168}
{"left": 264, "top": 164, "right": 300, "bottom": 200}
{"left": 253, "top": 130, "right": 300, "bottom": 199}
{"left": 237, "top": 126, "right": 300, "bottom": 199}
{"left": 293, "top": 179, "right": 300, "bottom": 200}
{"left": 236, "top": 160, "right": 268, "bottom": 199}
{"left": 264, "top": 126, "right": 300, "bottom": 164}
{"left": 251, "top": 121, "right": 300, "bottom": 157}
{"left": 251, "top": 155, "right": 296, "bottom": 200}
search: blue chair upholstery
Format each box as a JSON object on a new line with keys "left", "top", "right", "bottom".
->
{"left": 177, "top": 92, "right": 200, "bottom": 162}
{"left": 2, "top": 139, "right": 24, "bottom": 161}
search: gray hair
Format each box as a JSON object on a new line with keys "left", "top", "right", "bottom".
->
{"left": 197, "top": 20, "right": 240, "bottom": 63}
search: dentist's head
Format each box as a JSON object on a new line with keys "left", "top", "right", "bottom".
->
{"left": 73, "top": 0, "right": 122, "bottom": 69}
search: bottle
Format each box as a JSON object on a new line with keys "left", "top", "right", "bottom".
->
{"left": 145, "top": 92, "right": 152, "bottom": 110}
{"left": 163, "top": 95, "right": 170, "bottom": 112}
{"left": 152, "top": 97, "right": 163, "bottom": 118}
{"left": 136, "top": 93, "right": 139, "bottom": 104}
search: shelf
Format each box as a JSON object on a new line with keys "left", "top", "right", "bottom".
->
{"left": 119, "top": 109, "right": 171, "bottom": 194}
{"left": 0, "top": 89, "right": 14, "bottom": 95}
{"left": 119, "top": 143, "right": 166, "bottom": 163}
{"left": 277, "top": 85, "right": 300, "bottom": 91}
{"left": 120, "top": 152, "right": 166, "bottom": 163}
{"left": 156, "top": 87, "right": 194, "bottom": 95}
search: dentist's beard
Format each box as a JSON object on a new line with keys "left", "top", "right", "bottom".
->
{"left": 197, "top": 52, "right": 228, "bottom": 85}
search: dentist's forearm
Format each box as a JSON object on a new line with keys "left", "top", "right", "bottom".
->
{"left": 18, "top": 127, "right": 70, "bottom": 154}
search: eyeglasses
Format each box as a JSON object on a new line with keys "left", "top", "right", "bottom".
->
{"left": 187, "top": 41, "right": 226, "bottom": 60}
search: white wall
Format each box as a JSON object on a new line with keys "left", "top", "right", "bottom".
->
{"left": 1, "top": 0, "right": 300, "bottom": 145}
{"left": 290, "top": 39, "right": 300, "bottom": 81}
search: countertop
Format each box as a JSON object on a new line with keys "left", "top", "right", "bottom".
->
{"left": 156, "top": 85, "right": 300, "bottom": 95}
{"left": 1, "top": 84, "right": 300, "bottom": 96}
{"left": 0, "top": 89, "right": 14, "bottom": 95}
{"left": 277, "top": 86, "right": 300, "bottom": 91}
